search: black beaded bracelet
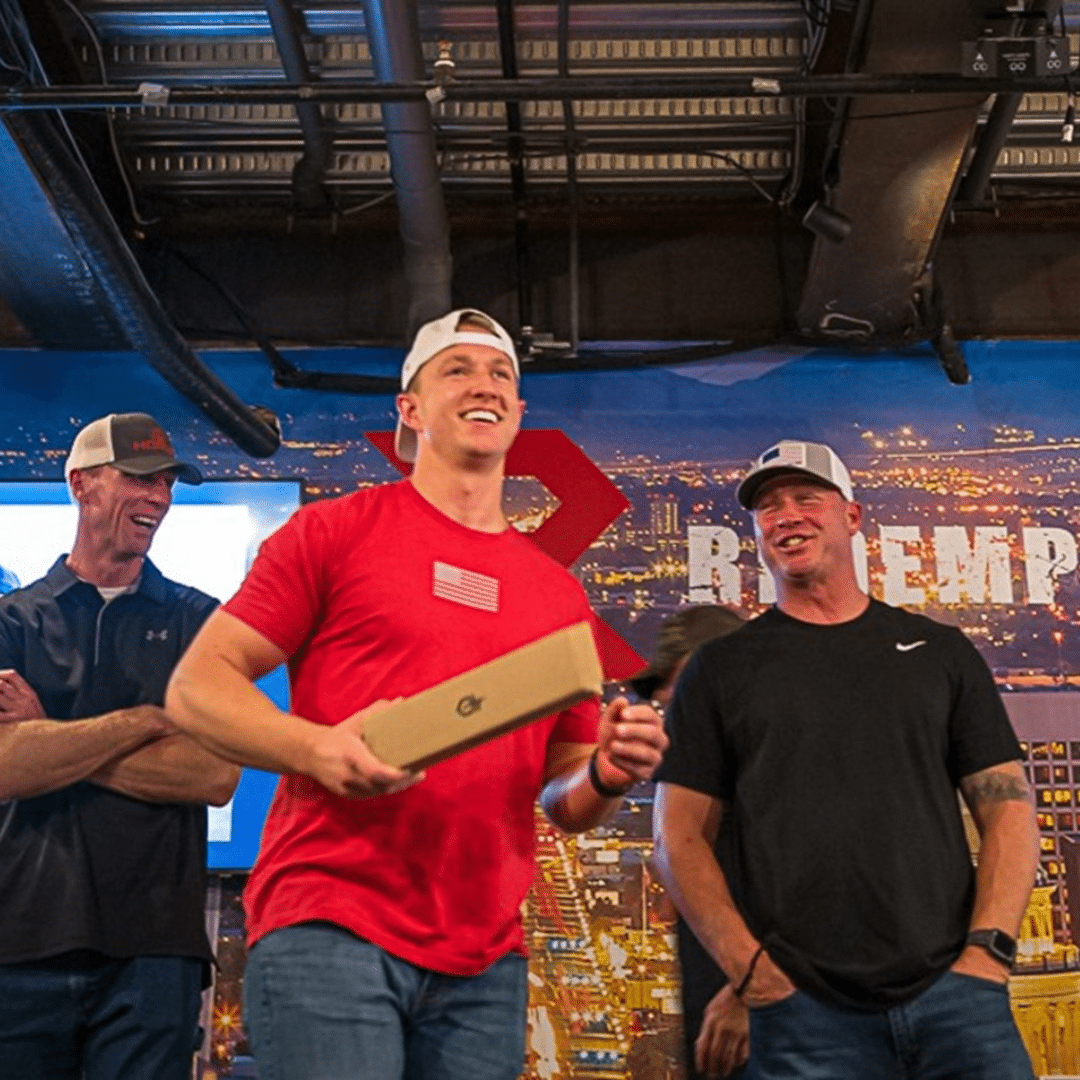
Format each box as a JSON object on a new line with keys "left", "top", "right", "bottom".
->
{"left": 733, "top": 944, "right": 766, "bottom": 999}
{"left": 588, "top": 749, "right": 634, "bottom": 798}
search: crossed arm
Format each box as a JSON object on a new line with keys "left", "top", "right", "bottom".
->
{"left": 0, "top": 667, "right": 238, "bottom": 805}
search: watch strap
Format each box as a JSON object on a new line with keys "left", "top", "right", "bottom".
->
{"left": 965, "top": 928, "right": 1017, "bottom": 968}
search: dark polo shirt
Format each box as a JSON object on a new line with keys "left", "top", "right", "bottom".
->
{"left": 0, "top": 557, "right": 217, "bottom": 968}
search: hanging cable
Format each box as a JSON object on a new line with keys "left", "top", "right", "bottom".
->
{"left": 56, "top": 0, "right": 157, "bottom": 227}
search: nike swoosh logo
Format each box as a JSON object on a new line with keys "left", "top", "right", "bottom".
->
{"left": 896, "top": 641, "right": 927, "bottom": 652}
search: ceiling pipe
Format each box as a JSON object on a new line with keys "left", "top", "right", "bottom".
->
{"left": 360, "top": 0, "right": 452, "bottom": 332}
{"left": 264, "top": 0, "right": 331, "bottom": 209}
{"left": 3, "top": 111, "right": 280, "bottom": 457}
{"left": 557, "top": 0, "right": 580, "bottom": 352}
{"left": 495, "top": 0, "right": 533, "bottom": 331}
{"left": 1, "top": 72, "right": 1073, "bottom": 111}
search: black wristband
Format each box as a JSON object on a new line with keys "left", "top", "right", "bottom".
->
{"left": 733, "top": 944, "right": 766, "bottom": 999}
{"left": 588, "top": 749, "right": 633, "bottom": 798}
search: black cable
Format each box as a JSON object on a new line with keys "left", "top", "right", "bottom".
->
{"left": 166, "top": 246, "right": 397, "bottom": 393}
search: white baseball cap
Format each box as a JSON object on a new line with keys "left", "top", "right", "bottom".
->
{"left": 65, "top": 413, "right": 202, "bottom": 485}
{"left": 736, "top": 440, "right": 853, "bottom": 509}
{"left": 395, "top": 308, "right": 519, "bottom": 463}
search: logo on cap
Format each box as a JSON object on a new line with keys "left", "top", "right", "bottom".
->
{"left": 131, "top": 429, "right": 172, "bottom": 454}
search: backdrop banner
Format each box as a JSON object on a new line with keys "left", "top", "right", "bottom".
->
{"left": 0, "top": 338, "right": 1076, "bottom": 1078}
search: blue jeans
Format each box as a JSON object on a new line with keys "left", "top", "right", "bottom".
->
{"left": 0, "top": 951, "right": 204, "bottom": 1080}
{"left": 747, "top": 971, "right": 1035, "bottom": 1080}
{"left": 244, "top": 923, "right": 529, "bottom": 1080}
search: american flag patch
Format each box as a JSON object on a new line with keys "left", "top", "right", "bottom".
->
{"left": 763, "top": 442, "right": 807, "bottom": 468}
{"left": 432, "top": 561, "right": 500, "bottom": 612}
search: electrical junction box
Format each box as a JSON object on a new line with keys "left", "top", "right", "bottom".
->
{"left": 962, "top": 36, "right": 1071, "bottom": 78}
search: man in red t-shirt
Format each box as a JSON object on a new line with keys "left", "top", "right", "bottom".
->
{"left": 167, "top": 309, "right": 668, "bottom": 1080}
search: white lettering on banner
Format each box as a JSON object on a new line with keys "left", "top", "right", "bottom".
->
{"left": 852, "top": 532, "right": 869, "bottom": 593}
{"left": 687, "top": 526, "right": 740, "bottom": 604}
{"left": 757, "top": 546, "right": 776, "bottom": 605}
{"left": 1023, "top": 527, "right": 1079, "bottom": 605}
{"left": 934, "top": 526, "right": 1013, "bottom": 605}
{"left": 880, "top": 525, "right": 926, "bottom": 606}
{"left": 686, "top": 522, "right": 1080, "bottom": 607}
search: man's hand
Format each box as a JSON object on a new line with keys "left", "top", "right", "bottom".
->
{"left": 738, "top": 948, "right": 797, "bottom": 1009}
{"left": 695, "top": 984, "right": 749, "bottom": 1078}
{"left": 306, "top": 700, "right": 423, "bottom": 799}
{"left": 593, "top": 695, "right": 669, "bottom": 789}
{"left": 126, "top": 703, "right": 176, "bottom": 739}
{"left": 950, "top": 943, "right": 1011, "bottom": 985}
{"left": 0, "top": 669, "right": 44, "bottom": 722}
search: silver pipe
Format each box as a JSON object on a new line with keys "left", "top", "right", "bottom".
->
{"left": 361, "top": 0, "right": 452, "bottom": 332}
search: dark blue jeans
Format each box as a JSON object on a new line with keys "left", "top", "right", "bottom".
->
{"left": 244, "top": 923, "right": 530, "bottom": 1080}
{"left": 747, "top": 971, "right": 1036, "bottom": 1080}
{"left": 0, "top": 952, "right": 203, "bottom": 1080}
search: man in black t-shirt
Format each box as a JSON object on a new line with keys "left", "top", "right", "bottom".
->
{"left": 0, "top": 413, "right": 239, "bottom": 1080}
{"left": 653, "top": 439, "right": 1039, "bottom": 1079}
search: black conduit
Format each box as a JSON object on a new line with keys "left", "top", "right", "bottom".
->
{"left": 265, "top": 0, "right": 331, "bottom": 209}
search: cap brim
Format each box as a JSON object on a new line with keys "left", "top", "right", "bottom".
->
{"left": 737, "top": 466, "right": 840, "bottom": 509}
{"left": 114, "top": 456, "right": 203, "bottom": 485}
{"left": 628, "top": 663, "right": 669, "bottom": 701}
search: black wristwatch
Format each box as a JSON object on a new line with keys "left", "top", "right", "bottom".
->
{"left": 965, "top": 928, "right": 1017, "bottom": 969}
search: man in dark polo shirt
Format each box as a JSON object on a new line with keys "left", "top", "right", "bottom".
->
{"left": 0, "top": 412, "right": 239, "bottom": 1080}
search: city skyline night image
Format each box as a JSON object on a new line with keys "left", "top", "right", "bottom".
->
{"left": 2, "top": 338, "right": 1080, "bottom": 1076}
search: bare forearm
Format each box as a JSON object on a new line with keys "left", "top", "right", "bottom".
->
{"left": 0, "top": 708, "right": 164, "bottom": 800}
{"left": 166, "top": 653, "right": 321, "bottom": 776}
{"left": 540, "top": 753, "right": 626, "bottom": 832}
{"left": 969, "top": 801, "right": 1040, "bottom": 935}
{"left": 961, "top": 763, "right": 1040, "bottom": 935}
{"left": 89, "top": 732, "right": 240, "bottom": 806}
{"left": 653, "top": 827, "right": 758, "bottom": 980}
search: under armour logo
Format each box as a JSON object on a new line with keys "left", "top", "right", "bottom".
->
{"left": 456, "top": 694, "right": 483, "bottom": 718}
{"left": 146, "top": 629, "right": 169, "bottom": 642}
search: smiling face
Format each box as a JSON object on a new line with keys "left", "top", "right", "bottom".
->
{"left": 396, "top": 339, "right": 525, "bottom": 468}
{"left": 752, "top": 473, "right": 862, "bottom": 590}
{"left": 71, "top": 464, "right": 176, "bottom": 567}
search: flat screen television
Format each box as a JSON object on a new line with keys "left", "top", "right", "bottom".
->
{"left": 0, "top": 478, "right": 302, "bottom": 870}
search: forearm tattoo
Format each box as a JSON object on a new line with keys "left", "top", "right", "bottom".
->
{"left": 963, "top": 769, "right": 1032, "bottom": 807}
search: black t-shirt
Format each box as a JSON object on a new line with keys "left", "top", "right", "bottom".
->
{"left": 0, "top": 558, "right": 217, "bottom": 969}
{"left": 656, "top": 599, "right": 1022, "bottom": 1011}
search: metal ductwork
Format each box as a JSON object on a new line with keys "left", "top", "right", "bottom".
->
{"left": 0, "top": 118, "right": 127, "bottom": 350}
{"left": 361, "top": 0, "right": 453, "bottom": 332}
{"left": 0, "top": 109, "right": 280, "bottom": 457}
{"left": 796, "top": 0, "right": 988, "bottom": 345}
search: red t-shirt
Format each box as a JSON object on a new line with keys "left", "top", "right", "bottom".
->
{"left": 224, "top": 480, "right": 600, "bottom": 975}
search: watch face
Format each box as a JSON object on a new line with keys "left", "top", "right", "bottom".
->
{"left": 989, "top": 930, "right": 1017, "bottom": 963}
{"left": 970, "top": 928, "right": 1017, "bottom": 965}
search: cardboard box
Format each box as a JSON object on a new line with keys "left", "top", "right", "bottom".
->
{"left": 360, "top": 621, "right": 603, "bottom": 771}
